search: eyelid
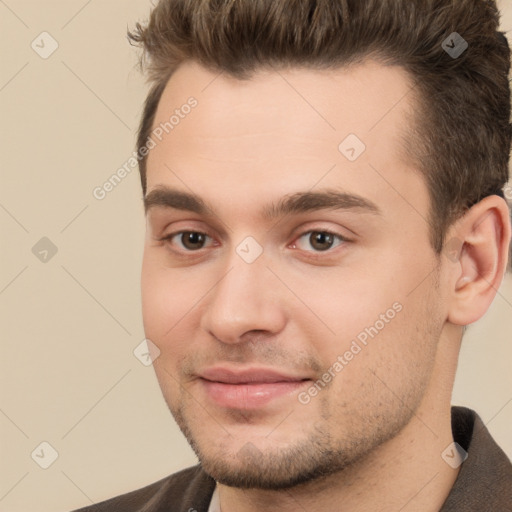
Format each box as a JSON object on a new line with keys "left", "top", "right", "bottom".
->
{"left": 291, "top": 228, "right": 350, "bottom": 252}
{"left": 158, "top": 229, "right": 217, "bottom": 253}
{"left": 155, "top": 218, "right": 217, "bottom": 243}
{"left": 157, "top": 225, "right": 352, "bottom": 255}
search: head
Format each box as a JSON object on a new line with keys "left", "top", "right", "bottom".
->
{"left": 133, "top": 0, "right": 511, "bottom": 490}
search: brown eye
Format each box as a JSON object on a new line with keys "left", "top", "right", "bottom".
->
{"left": 180, "top": 231, "right": 207, "bottom": 250}
{"left": 293, "top": 230, "right": 346, "bottom": 252}
{"left": 309, "top": 232, "right": 336, "bottom": 251}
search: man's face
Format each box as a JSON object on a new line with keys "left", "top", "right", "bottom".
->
{"left": 141, "top": 61, "right": 446, "bottom": 488}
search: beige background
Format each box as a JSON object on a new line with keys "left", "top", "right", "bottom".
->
{"left": 1, "top": 1, "right": 511, "bottom": 511}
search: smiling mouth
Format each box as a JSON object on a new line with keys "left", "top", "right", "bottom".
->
{"left": 198, "top": 367, "right": 312, "bottom": 409}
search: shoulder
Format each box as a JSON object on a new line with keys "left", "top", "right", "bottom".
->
{"left": 441, "top": 406, "right": 512, "bottom": 511}
{"left": 70, "top": 464, "right": 215, "bottom": 512}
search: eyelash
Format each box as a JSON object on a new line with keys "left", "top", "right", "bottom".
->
{"left": 158, "top": 229, "right": 350, "bottom": 255}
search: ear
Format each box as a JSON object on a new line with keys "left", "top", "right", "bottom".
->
{"left": 445, "top": 195, "right": 511, "bottom": 326}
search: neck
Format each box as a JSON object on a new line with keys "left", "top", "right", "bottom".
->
{"left": 217, "top": 325, "right": 463, "bottom": 512}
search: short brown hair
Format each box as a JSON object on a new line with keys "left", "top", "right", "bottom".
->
{"left": 129, "top": 0, "right": 511, "bottom": 252}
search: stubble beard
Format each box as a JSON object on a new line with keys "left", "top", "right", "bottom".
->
{"left": 168, "top": 391, "right": 418, "bottom": 490}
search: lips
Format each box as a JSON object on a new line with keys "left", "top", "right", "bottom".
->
{"left": 198, "top": 367, "right": 311, "bottom": 409}
{"left": 200, "top": 367, "right": 308, "bottom": 384}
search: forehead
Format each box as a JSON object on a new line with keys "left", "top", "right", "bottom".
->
{"left": 145, "top": 60, "right": 426, "bottom": 217}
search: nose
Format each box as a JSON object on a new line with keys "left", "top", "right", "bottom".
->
{"left": 199, "top": 255, "right": 287, "bottom": 345}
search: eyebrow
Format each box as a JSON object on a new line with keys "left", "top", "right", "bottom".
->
{"left": 144, "top": 186, "right": 381, "bottom": 219}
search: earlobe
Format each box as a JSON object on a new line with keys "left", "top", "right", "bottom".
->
{"left": 446, "top": 196, "right": 511, "bottom": 326}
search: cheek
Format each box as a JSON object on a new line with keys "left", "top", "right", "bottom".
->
{"left": 293, "top": 259, "right": 438, "bottom": 387}
{"left": 141, "top": 252, "right": 203, "bottom": 344}
{"left": 321, "top": 300, "right": 439, "bottom": 426}
{"left": 141, "top": 257, "right": 168, "bottom": 339}
{"left": 141, "top": 250, "right": 207, "bottom": 326}
{"left": 141, "top": 258, "right": 200, "bottom": 398}
{"left": 288, "top": 266, "right": 403, "bottom": 350}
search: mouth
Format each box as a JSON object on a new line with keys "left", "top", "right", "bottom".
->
{"left": 198, "top": 367, "right": 312, "bottom": 409}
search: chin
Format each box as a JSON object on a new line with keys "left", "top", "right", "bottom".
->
{"left": 191, "top": 432, "right": 365, "bottom": 490}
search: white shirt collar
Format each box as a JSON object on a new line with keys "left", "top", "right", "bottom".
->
{"left": 207, "top": 483, "right": 220, "bottom": 512}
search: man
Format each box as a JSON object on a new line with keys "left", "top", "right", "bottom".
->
{"left": 74, "top": 0, "right": 512, "bottom": 510}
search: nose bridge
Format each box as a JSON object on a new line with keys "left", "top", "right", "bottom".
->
{"left": 200, "top": 249, "right": 286, "bottom": 344}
